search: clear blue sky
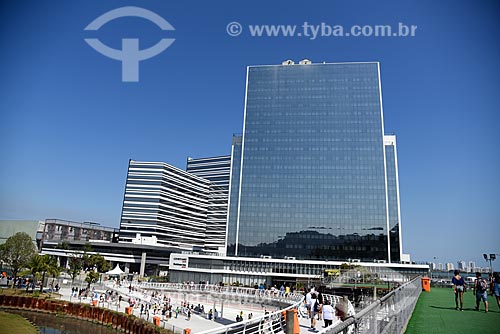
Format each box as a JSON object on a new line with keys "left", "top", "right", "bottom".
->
{"left": 1, "top": 0, "right": 499, "bottom": 270}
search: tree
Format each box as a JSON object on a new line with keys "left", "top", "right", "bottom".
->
{"left": 82, "top": 243, "right": 94, "bottom": 271}
{"left": 67, "top": 255, "right": 83, "bottom": 283}
{"left": 76, "top": 244, "right": 110, "bottom": 289}
{"left": 23, "top": 254, "right": 59, "bottom": 292}
{"left": 45, "top": 256, "right": 60, "bottom": 292}
{"left": 22, "top": 254, "right": 46, "bottom": 291}
{"left": 0, "top": 232, "right": 37, "bottom": 288}
{"left": 85, "top": 271, "right": 100, "bottom": 288}
{"left": 84, "top": 254, "right": 110, "bottom": 289}
{"left": 90, "top": 254, "right": 110, "bottom": 273}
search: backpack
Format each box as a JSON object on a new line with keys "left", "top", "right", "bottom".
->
{"left": 478, "top": 279, "right": 488, "bottom": 292}
{"left": 314, "top": 299, "right": 321, "bottom": 312}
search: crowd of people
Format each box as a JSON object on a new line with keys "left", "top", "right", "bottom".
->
{"left": 451, "top": 270, "right": 500, "bottom": 313}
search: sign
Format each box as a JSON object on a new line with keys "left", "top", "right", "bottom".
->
{"left": 169, "top": 254, "right": 189, "bottom": 270}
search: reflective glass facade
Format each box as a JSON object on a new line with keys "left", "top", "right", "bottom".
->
{"left": 384, "top": 136, "right": 401, "bottom": 262}
{"left": 226, "top": 136, "right": 242, "bottom": 255}
{"left": 229, "top": 62, "right": 402, "bottom": 262}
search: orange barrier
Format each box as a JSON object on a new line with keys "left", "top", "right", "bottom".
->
{"left": 421, "top": 277, "right": 430, "bottom": 292}
{"left": 153, "top": 316, "right": 161, "bottom": 326}
{"left": 125, "top": 306, "right": 133, "bottom": 315}
{"left": 92, "top": 300, "right": 98, "bottom": 307}
{"left": 284, "top": 309, "right": 300, "bottom": 334}
{"left": 184, "top": 329, "right": 191, "bottom": 334}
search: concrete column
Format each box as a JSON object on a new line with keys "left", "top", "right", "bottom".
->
{"left": 140, "top": 252, "right": 147, "bottom": 277}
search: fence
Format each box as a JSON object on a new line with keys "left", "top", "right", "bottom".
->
{"left": 321, "top": 276, "right": 421, "bottom": 334}
{"left": 195, "top": 298, "right": 304, "bottom": 334}
{"left": 101, "top": 281, "right": 306, "bottom": 334}
{"left": 138, "top": 282, "right": 304, "bottom": 303}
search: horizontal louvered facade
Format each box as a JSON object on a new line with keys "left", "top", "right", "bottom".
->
{"left": 187, "top": 156, "right": 231, "bottom": 253}
{"left": 119, "top": 160, "right": 211, "bottom": 250}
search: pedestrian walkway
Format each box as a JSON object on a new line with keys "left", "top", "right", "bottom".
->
{"left": 405, "top": 287, "right": 500, "bottom": 334}
{"left": 57, "top": 283, "right": 283, "bottom": 333}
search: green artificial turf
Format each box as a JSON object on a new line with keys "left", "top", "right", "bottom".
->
{"left": 405, "top": 287, "right": 500, "bottom": 334}
{"left": 0, "top": 310, "right": 38, "bottom": 334}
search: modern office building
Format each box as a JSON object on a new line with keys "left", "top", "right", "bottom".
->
{"left": 36, "top": 60, "right": 428, "bottom": 283}
{"left": 186, "top": 156, "right": 231, "bottom": 188}
{"left": 227, "top": 61, "right": 402, "bottom": 262}
{"left": 119, "top": 160, "right": 212, "bottom": 250}
{"left": 186, "top": 156, "right": 231, "bottom": 253}
{"left": 384, "top": 135, "right": 402, "bottom": 262}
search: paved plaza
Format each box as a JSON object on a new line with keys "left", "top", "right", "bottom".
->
{"left": 56, "top": 281, "right": 297, "bottom": 333}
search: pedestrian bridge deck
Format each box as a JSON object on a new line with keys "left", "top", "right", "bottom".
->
{"left": 405, "top": 287, "right": 500, "bottom": 334}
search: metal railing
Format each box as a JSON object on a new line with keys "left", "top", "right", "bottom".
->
{"left": 321, "top": 276, "right": 421, "bottom": 334}
{"left": 138, "top": 282, "right": 304, "bottom": 304}
{"left": 195, "top": 298, "right": 304, "bottom": 334}
{"left": 102, "top": 281, "right": 305, "bottom": 334}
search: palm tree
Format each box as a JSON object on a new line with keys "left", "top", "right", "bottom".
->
{"left": 46, "top": 256, "right": 61, "bottom": 295}
{"left": 22, "top": 254, "right": 46, "bottom": 291}
{"left": 25, "top": 254, "right": 60, "bottom": 293}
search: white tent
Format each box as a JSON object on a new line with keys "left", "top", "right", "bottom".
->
{"left": 105, "top": 265, "right": 125, "bottom": 276}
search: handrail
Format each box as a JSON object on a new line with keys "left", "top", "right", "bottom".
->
{"left": 137, "top": 282, "right": 304, "bottom": 304}
{"left": 195, "top": 297, "right": 304, "bottom": 334}
{"left": 320, "top": 276, "right": 422, "bottom": 334}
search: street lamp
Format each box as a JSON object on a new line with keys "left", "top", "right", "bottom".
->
{"left": 429, "top": 257, "right": 438, "bottom": 282}
{"left": 483, "top": 254, "right": 496, "bottom": 273}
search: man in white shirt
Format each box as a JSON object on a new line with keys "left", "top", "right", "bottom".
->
{"left": 305, "top": 289, "right": 313, "bottom": 316}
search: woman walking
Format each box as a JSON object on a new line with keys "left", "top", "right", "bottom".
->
{"left": 451, "top": 270, "right": 465, "bottom": 311}
{"left": 493, "top": 272, "right": 500, "bottom": 310}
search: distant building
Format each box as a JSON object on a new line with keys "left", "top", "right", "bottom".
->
{"left": 457, "top": 260, "right": 466, "bottom": 272}
{"left": 468, "top": 261, "right": 476, "bottom": 273}
{"left": 437, "top": 263, "right": 444, "bottom": 271}
{"left": 43, "top": 219, "right": 118, "bottom": 244}
{"left": 446, "top": 262, "right": 455, "bottom": 271}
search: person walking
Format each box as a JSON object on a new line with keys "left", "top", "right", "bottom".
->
{"left": 310, "top": 293, "right": 320, "bottom": 331}
{"left": 322, "top": 300, "right": 335, "bottom": 328}
{"left": 493, "top": 272, "right": 500, "bottom": 311}
{"left": 305, "top": 288, "right": 313, "bottom": 318}
{"left": 317, "top": 291, "right": 324, "bottom": 320}
{"left": 474, "top": 272, "right": 489, "bottom": 313}
{"left": 451, "top": 270, "right": 465, "bottom": 311}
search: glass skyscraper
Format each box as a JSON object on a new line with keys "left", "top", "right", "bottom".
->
{"left": 227, "top": 61, "right": 402, "bottom": 262}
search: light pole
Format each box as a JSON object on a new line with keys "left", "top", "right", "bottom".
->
{"left": 430, "top": 257, "right": 438, "bottom": 281}
{"left": 483, "top": 254, "right": 496, "bottom": 274}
